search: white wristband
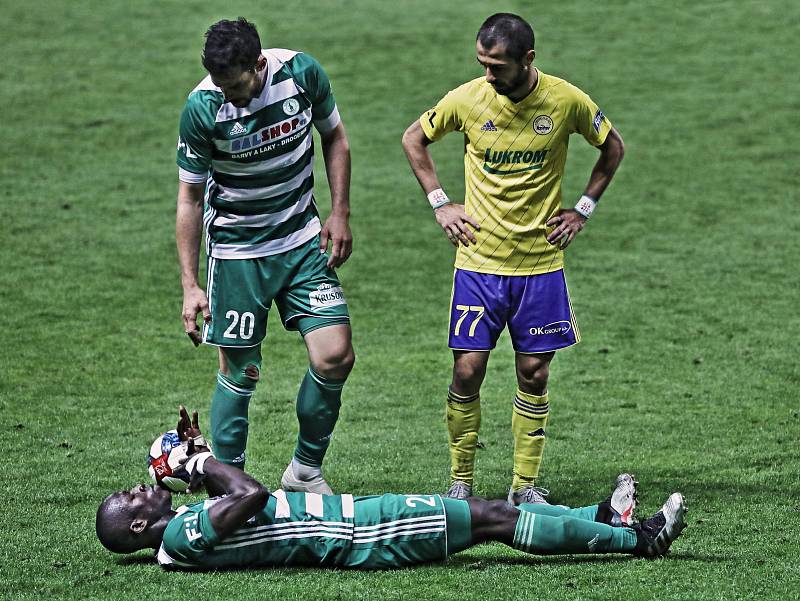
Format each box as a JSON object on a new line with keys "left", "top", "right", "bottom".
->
{"left": 574, "top": 195, "right": 597, "bottom": 219}
{"left": 427, "top": 188, "right": 451, "bottom": 210}
{"left": 184, "top": 451, "right": 213, "bottom": 476}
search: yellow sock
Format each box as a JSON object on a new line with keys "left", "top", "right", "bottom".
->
{"left": 446, "top": 387, "right": 481, "bottom": 486}
{"left": 511, "top": 389, "right": 549, "bottom": 490}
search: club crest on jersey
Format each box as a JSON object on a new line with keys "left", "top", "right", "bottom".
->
{"left": 533, "top": 115, "right": 554, "bottom": 135}
{"left": 309, "top": 283, "right": 346, "bottom": 308}
{"left": 283, "top": 98, "right": 300, "bottom": 115}
{"left": 593, "top": 109, "right": 605, "bottom": 133}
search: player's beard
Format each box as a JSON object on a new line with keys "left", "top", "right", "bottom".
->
{"left": 492, "top": 66, "right": 530, "bottom": 97}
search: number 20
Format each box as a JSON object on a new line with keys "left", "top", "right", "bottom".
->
{"left": 453, "top": 305, "right": 485, "bottom": 337}
{"left": 223, "top": 310, "right": 255, "bottom": 340}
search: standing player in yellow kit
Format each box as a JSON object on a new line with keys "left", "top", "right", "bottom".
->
{"left": 402, "top": 13, "right": 625, "bottom": 504}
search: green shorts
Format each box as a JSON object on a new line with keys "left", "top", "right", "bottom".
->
{"left": 342, "top": 495, "right": 472, "bottom": 568}
{"left": 202, "top": 236, "right": 350, "bottom": 347}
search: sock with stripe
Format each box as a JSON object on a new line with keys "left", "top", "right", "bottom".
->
{"left": 511, "top": 389, "right": 549, "bottom": 490}
{"left": 512, "top": 510, "right": 637, "bottom": 555}
{"left": 518, "top": 502, "right": 600, "bottom": 522}
{"left": 294, "top": 368, "right": 345, "bottom": 467}
{"left": 446, "top": 387, "right": 481, "bottom": 486}
{"left": 210, "top": 346, "right": 261, "bottom": 469}
{"left": 210, "top": 372, "right": 256, "bottom": 469}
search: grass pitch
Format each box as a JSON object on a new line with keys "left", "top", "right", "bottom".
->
{"left": 2, "top": 1, "right": 798, "bottom": 599}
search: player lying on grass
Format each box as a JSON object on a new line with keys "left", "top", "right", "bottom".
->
{"left": 96, "top": 408, "right": 687, "bottom": 569}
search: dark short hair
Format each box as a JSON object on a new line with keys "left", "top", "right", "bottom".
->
{"left": 476, "top": 13, "right": 535, "bottom": 61}
{"left": 202, "top": 17, "right": 262, "bottom": 77}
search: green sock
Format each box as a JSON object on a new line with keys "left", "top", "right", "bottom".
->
{"left": 294, "top": 368, "right": 345, "bottom": 467}
{"left": 210, "top": 372, "right": 254, "bottom": 469}
{"left": 518, "top": 502, "right": 600, "bottom": 522}
{"left": 513, "top": 511, "right": 637, "bottom": 555}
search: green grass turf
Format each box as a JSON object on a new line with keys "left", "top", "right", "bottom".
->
{"left": 2, "top": 0, "right": 799, "bottom": 598}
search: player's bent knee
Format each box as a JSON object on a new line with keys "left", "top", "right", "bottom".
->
{"left": 311, "top": 346, "right": 355, "bottom": 380}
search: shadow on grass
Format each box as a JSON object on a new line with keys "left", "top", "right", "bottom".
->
{"left": 117, "top": 554, "right": 158, "bottom": 566}
{"left": 112, "top": 551, "right": 726, "bottom": 573}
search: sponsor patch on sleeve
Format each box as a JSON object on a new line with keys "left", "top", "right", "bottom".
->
{"left": 593, "top": 109, "right": 605, "bottom": 133}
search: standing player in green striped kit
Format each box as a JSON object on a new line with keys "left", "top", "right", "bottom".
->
{"left": 96, "top": 409, "right": 688, "bottom": 568}
{"left": 176, "top": 18, "right": 354, "bottom": 493}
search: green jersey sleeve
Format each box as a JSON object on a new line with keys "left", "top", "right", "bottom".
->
{"left": 288, "top": 53, "right": 340, "bottom": 133}
{"left": 177, "top": 91, "right": 219, "bottom": 177}
{"left": 157, "top": 503, "right": 221, "bottom": 569}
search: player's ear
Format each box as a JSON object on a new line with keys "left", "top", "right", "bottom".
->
{"left": 526, "top": 49, "right": 535, "bottom": 66}
{"left": 130, "top": 518, "right": 148, "bottom": 534}
{"left": 255, "top": 55, "right": 267, "bottom": 72}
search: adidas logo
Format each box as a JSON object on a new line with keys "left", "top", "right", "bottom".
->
{"left": 480, "top": 120, "right": 497, "bottom": 131}
{"left": 229, "top": 121, "right": 247, "bottom": 136}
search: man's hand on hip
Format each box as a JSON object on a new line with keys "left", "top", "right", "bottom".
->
{"left": 320, "top": 212, "right": 353, "bottom": 268}
{"left": 182, "top": 284, "right": 211, "bottom": 346}
{"left": 546, "top": 209, "right": 586, "bottom": 249}
{"left": 434, "top": 203, "right": 480, "bottom": 247}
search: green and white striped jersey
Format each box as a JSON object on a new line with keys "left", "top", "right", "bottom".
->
{"left": 157, "top": 491, "right": 449, "bottom": 569}
{"left": 176, "top": 49, "right": 340, "bottom": 259}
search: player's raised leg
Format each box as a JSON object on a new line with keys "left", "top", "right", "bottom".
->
{"left": 281, "top": 323, "right": 354, "bottom": 494}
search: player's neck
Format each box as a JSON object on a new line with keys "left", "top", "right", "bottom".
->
{"left": 507, "top": 67, "right": 539, "bottom": 103}
{"left": 148, "top": 510, "right": 177, "bottom": 549}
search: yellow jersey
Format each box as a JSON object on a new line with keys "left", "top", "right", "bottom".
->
{"left": 420, "top": 71, "right": 612, "bottom": 275}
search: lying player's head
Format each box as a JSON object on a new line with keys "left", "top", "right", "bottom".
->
{"left": 96, "top": 484, "right": 172, "bottom": 554}
{"left": 476, "top": 13, "right": 535, "bottom": 95}
{"left": 202, "top": 17, "right": 267, "bottom": 107}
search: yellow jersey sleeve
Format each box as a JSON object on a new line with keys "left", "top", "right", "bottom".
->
{"left": 419, "top": 87, "right": 465, "bottom": 141}
{"left": 570, "top": 86, "right": 612, "bottom": 147}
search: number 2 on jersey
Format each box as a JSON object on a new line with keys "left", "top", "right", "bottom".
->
{"left": 405, "top": 495, "right": 437, "bottom": 508}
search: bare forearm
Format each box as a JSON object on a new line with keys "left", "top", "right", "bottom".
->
{"left": 321, "top": 127, "right": 351, "bottom": 217}
{"left": 584, "top": 128, "right": 625, "bottom": 201}
{"left": 401, "top": 121, "right": 442, "bottom": 194}
{"left": 175, "top": 185, "right": 205, "bottom": 289}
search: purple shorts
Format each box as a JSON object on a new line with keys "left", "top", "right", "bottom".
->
{"left": 448, "top": 268, "right": 580, "bottom": 353}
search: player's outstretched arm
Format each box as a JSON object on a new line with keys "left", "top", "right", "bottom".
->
{"left": 401, "top": 121, "right": 480, "bottom": 247}
{"left": 176, "top": 180, "right": 211, "bottom": 346}
{"left": 319, "top": 122, "right": 352, "bottom": 268}
{"left": 546, "top": 127, "right": 625, "bottom": 249}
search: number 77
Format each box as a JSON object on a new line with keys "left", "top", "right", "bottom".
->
{"left": 454, "top": 305, "right": 485, "bottom": 337}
